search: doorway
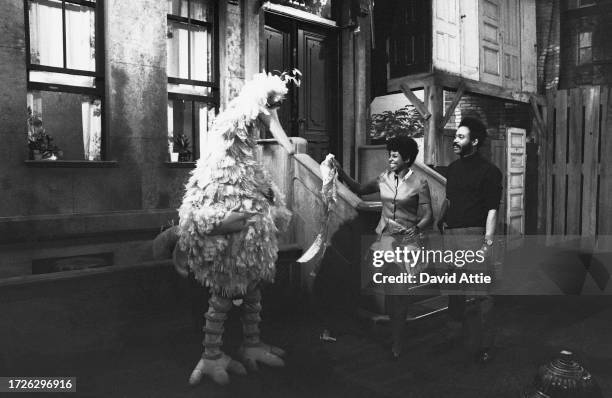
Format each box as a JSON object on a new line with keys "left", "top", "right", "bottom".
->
{"left": 263, "top": 12, "right": 340, "bottom": 163}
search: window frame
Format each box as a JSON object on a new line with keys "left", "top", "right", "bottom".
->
{"left": 24, "top": 0, "right": 106, "bottom": 160}
{"left": 166, "top": 0, "right": 220, "bottom": 162}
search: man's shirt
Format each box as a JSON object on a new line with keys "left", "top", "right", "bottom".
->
{"left": 445, "top": 152, "right": 502, "bottom": 228}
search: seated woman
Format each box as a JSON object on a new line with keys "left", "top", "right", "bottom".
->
{"left": 335, "top": 135, "right": 433, "bottom": 359}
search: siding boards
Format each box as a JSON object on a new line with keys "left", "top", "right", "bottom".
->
{"left": 553, "top": 91, "right": 568, "bottom": 234}
{"left": 599, "top": 86, "right": 612, "bottom": 234}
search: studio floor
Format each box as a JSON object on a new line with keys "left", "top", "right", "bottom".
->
{"left": 5, "top": 294, "right": 612, "bottom": 398}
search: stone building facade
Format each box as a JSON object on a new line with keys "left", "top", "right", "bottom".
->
{"left": 0, "top": 0, "right": 367, "bottom": 278}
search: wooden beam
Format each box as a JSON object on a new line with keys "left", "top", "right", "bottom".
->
{"left": 424, "top": 84, "right": 443, "bottom": 165}
{"left": 439, "top": 80, "right": 466, "bottom": 130}
{"left": 400, "top": 83, "right": 431, "bottom": 121}
{"left": 529, "top": 94, "right": 546, "bottom": 137}
{"left": 387, "top": 72, "right": 434, "bottom": 92}
{"left": 433, "top": 70, "right": 532, "bottom": 103}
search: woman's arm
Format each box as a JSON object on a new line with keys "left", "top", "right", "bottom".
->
{"left": 334, "top": 159, "right": 379, "bottom": 196}
{"left": 416, "top": 202, "right": 433, "bottom": 230}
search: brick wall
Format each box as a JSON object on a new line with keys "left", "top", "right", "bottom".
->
{"left": 443, "top": 91, "right": 532, "bottom": 136}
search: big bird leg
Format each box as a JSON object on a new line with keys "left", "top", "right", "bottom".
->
{"left": 238, "top": 284, "right": 286, "bottom": 370}
{"left": 188, "top": 294, "right": 247, "bottom": 386}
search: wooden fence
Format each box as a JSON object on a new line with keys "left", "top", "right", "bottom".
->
{"left": 543, "top": 85, "right": 611, "bottom": 236}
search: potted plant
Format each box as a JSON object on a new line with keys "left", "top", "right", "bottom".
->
{"left": 174, "top": 133, "right": 192, "bottom": 162}
{"left": 368, "top": 104, "right": 424, "bottom": 143}
{"left": 26, "top": 107, "right": 62, "bottom": 160}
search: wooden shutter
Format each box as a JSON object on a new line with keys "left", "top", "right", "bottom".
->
{"left": 502, "top": 0, "right": 521, "bottom": 89}
{"left": 479, "top": 0, "right": 502, "bottom": 85}
{"left": 520, "top": 0, "right": 537, "bottom": 92}
{"left": 507, "top": 127, "right": 526, "bottom": 236}
{"left": 460, "top": 0, "right": 480, "bottom": 80}
{"left": 432, "top": 0, "right": 461, "bottom": 74}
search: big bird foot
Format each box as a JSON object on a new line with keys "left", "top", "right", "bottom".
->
{"left": 188, "top": 353, "right": 247, "bottom": 386}
{"left": 238, "top": 343, "right": 286, "bottom": 371}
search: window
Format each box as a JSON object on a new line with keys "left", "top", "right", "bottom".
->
{"left": 25, "top": 0, "right": 104, "bottom": 161}
{"left": 578, "top": 31, "right": 593, "bottom": 64}
{"left": 166, "top": 0, "right": 218, "bottom": 162}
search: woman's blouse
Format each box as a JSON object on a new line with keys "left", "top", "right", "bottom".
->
{"left": 375, "top": 169, "right": 431, "bottom": 235}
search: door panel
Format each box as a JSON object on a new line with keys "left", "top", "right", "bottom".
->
{"left": 479, "top": 0, "right": 502, "bottom": 85}
{"left": 432, "top": 0, "right": 460, "bottom": 73}
{"left": 298, "top": 28, "right": 332, "bottom": 161}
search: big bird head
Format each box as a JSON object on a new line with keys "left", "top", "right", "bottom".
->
{"left": 208, "top": 70, "right": 301, "bottom": 159}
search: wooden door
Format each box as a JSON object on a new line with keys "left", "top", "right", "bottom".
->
{"left": 479, "top": 0, "right": 502, "bottom": 85}
{"left": 432, "top": 0, "right": 461, "bottom": 74}
{"left": 460, "top": 0, "right": 480, "bottom": 80}
{"left": 264, "top": 14, "right": 339, "bottom": 163}
{"left": 263, "top": 18, "right": 293, "bottom": 138}
{"left": 502, "top": 0, "right": 521, "bottom": 89}
{"left": 489, "top": 137, "right": 507, "bottom": 234}
{"left": 506, "top": 127, "right": 526, "bottom": 236}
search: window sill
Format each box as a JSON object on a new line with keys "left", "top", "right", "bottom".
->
{"left": 25, "top": 160, "right": 118, "bottom": 168}
{"left": 164, "top": 161, "right": 196, "bottom": 168}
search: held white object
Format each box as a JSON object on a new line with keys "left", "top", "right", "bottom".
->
{"left": 296, "top": 154, "right": 338, "bottom": 271}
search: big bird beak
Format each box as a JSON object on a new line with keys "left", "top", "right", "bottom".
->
{"left": 262, "top": 108, "right": 295, "bottom": 156}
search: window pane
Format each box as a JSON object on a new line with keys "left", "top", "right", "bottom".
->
{"left": 579, "top": 32, "right": 592, "bottom": 48}
{"left": 168, "top": 98, "right": 194, "bottom": 160}
{"left": 579, "top": 47, "right": 592, "bottom": 64}
{"left": 268, "top": 0, "right": 334, "bottom": 20}
{"left": 191, "top": 0, "right": 211, "bottom": 21}
{"left": 167, "top": 21, "right": 189, "bottom": 79}
{"left": 190, "top": 26, "right": 211, "bottom": 81}
{"left": 167, "top": 0, "right": 189, "bottom": 17}
{"left": 29, "top": 70, "right": 96, "bottom": 87}
{"left": 65, "top": 2, "right": 96, "bottom": 71}
{"left": 168, "top": 99, "right": 215, "bottom": 161}
{"left": 168, "top": 83, "right": 211, "bottom": 96}
{"left": 27, "top": 90, "right": 102, "bottom": 161}
{"left": 197, "top": 101, "right": 216, "bottom": 155}
{"left": 29, "top": 0, "right": 64, "bottom": 67}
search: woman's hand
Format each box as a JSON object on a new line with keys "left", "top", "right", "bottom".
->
{"left": 331, "top": 158, "right": 344, "bottom": 178}
{"left": 400, "top": 226, "right": 420, "bottom": 238}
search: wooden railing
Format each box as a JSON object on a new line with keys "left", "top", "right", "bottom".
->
{"left": 256, "top": 138, "right": 448, "bottom": 293}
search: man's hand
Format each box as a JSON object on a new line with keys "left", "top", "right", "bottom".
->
{"left": 479, "top": 237, "right": 494, "bottom": 259}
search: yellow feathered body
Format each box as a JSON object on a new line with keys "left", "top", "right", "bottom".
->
{"left": 177, "top": 73, "right": 292, "bottom": 297}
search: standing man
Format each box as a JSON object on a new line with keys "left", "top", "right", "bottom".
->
{"left": 436, "top": 116, "right": 502, "bottom": 363}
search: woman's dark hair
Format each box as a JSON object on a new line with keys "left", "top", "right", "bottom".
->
{"left": 458, "top": 116, "right": 487, "bottom": 148}
{"left": 386, "top": 135, "right": 418, "bottom": 167}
